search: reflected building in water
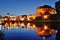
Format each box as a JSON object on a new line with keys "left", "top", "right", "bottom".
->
{"left": 1, "top": 22, "right": 57, "bottom": 38}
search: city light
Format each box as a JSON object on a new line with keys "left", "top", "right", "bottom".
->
{"left": 43, "top": 25, "right": 48, "bottom": 30}
{"left": 27, "top": 18, "right": 30, "bottom": 21}
{"left": 43, "top": 15, "right": 48, "bottom": 19}
{"left": 4, "top": 18, "right": 7, "bottom": 21}
{"left": 20, "top": 18, "right": 24, "bottom": 21}
{"left": 49, "top": 10, "right": 55, "bottom": 14}
{"left": 49, "top": 29, "right": 55, "bottom": 35}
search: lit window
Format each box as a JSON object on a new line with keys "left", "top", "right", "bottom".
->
{"left": 44, "top": 25, "right": 48, "bottom": 30}
{"left": 27, "top": 18, "right": 30, "bottom": 21}
{"left": 43, "top": 15, "right": 48, "bottom": 19}
{"left": 20, "top": 18, "right": 24, "bottom": 21}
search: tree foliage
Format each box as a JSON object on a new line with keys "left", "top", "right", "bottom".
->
{"left": 35, "top": 16, "right": 42, "bottom": 21}
{"left": 55, "top": 1, "right": 60, "bottom": 14}
{"left": 49, "top": 14, "right": 58, "bottom": 20}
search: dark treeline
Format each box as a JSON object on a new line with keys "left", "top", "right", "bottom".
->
{"left": 55, "top": 0, "right": 60, "bottom": 40}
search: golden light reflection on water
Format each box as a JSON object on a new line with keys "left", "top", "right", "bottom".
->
{"left": 36, "top": 24, "right": 56, "bottom": 37}
{"left": 3, "top": 22, "right": 36, "bottom": 30}
{"left": 43, "top": 25, "right": 48, "bottom": 30}
{"left": 1, "top": 22, "right": 56, "bottom": 37}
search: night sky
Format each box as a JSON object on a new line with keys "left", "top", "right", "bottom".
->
{"left": 0, "top": 0, "right": 58, "bottom": 16}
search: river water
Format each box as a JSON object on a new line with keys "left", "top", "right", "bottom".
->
{"left": 0, "top": 22, "right": 57, "bottom": 40}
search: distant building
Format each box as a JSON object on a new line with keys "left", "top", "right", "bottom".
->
{"left": 27, "top": 14, "right": 35, "bottom": 20}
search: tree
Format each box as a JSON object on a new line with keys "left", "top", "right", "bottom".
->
{"left": 56, "top": 30, "right": 60, "bottom": 40}
{"left": 35, "top": 16, "right": 42, "bottom": 21}
{"left": 55, "top": 0, "right": 60, "bottom": 14}
{"left": 49, "top": 14, "right": 58, "bottom": 20}
{"left": 0, "top": 15, "right": 2, "bottom": 18}
{"left": 6, "top": 13, "right": 10, "bottom": 15}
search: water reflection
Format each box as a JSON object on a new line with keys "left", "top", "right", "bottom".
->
{"left": 36, "top": 24, "right": 56, "bottom": 37}
{"left": 0, "top": 30, "right": 4, "bottom": 40}
{"left": 2, "top": 22, "right": 36, "bottom": 30}
{"left": 1, "top": 22, "right": 57, "bottom": 38}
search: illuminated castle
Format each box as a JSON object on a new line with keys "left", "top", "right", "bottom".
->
{"left": 27, "top": 5, "right": 56, "bottom": 20}
{"left": 0, "top": 5, "right": 56, "bottom": 24}
{"left": 36, "top": 5, "right": 55, "bottom": 15}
